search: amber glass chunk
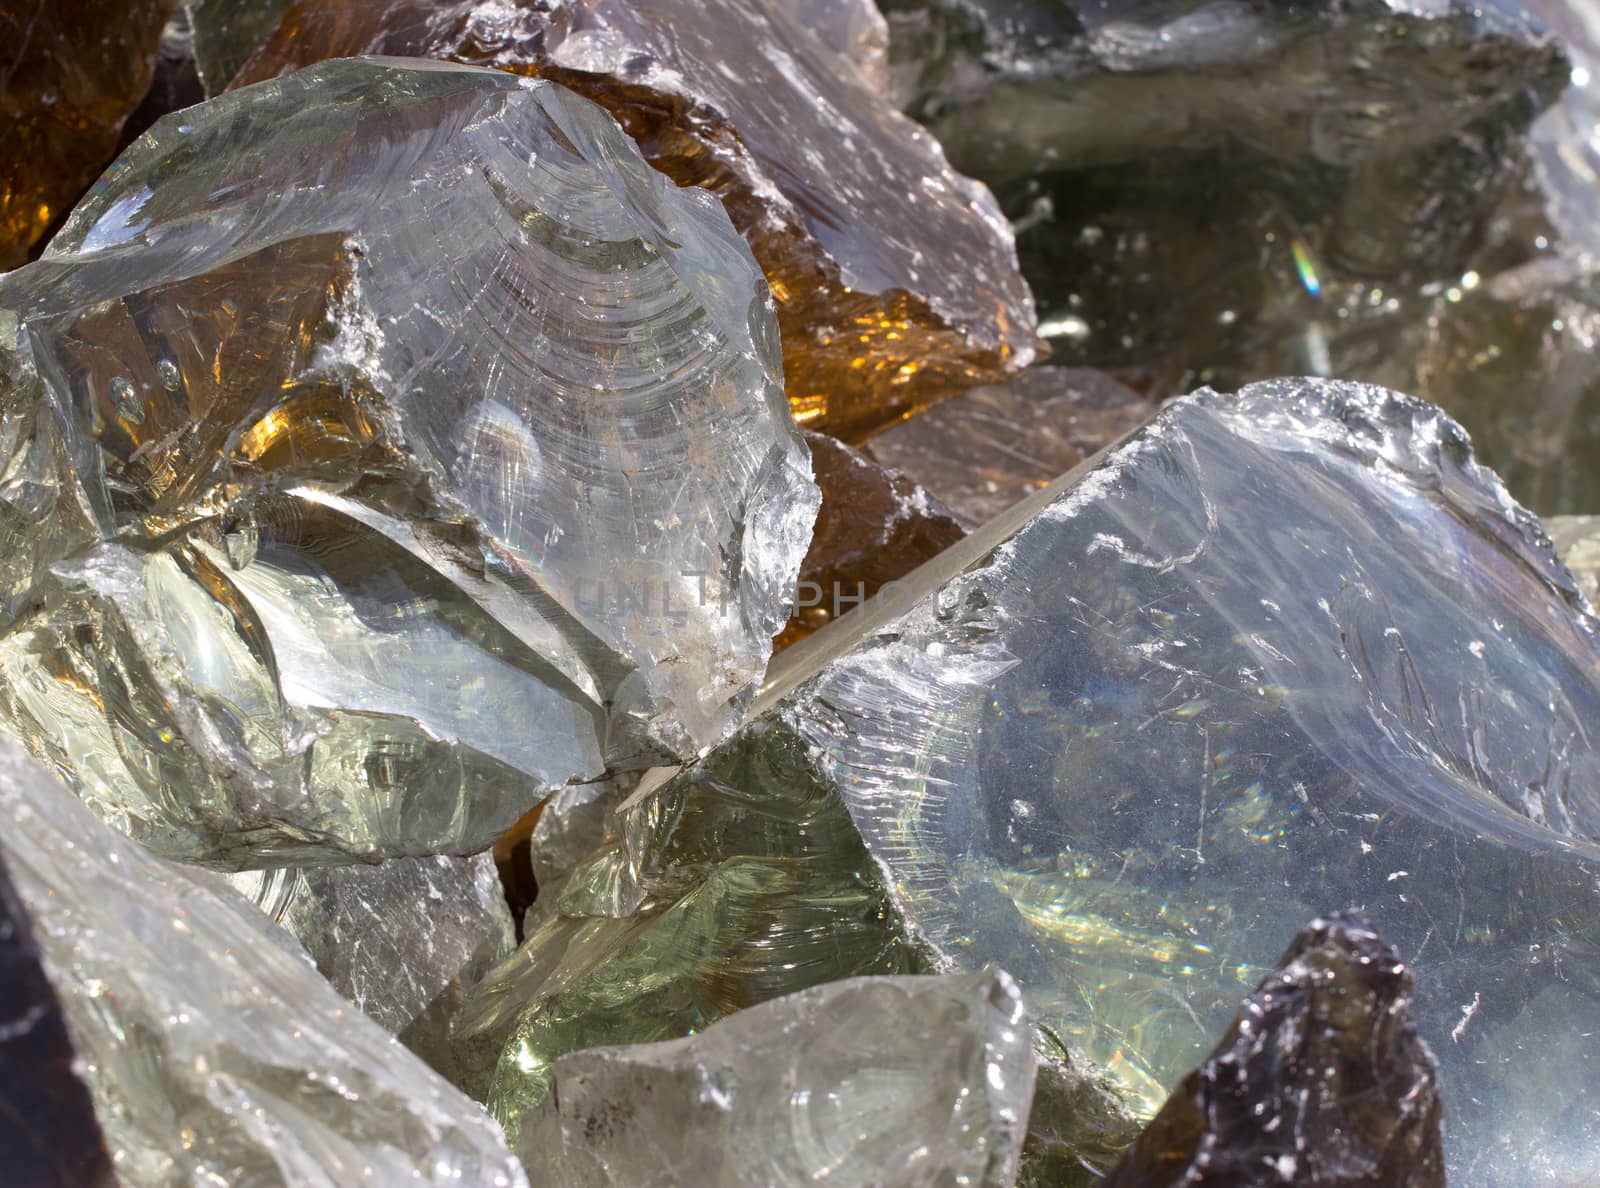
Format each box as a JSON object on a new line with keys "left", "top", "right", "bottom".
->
{"left": 0, "top": 0, "right": 176, "bottom": 270}
{"left": 864, "top": 366, "right": 1156, "bottom": 529}
{"left": 777, "top": 431, "right": 966, "bottom": 647}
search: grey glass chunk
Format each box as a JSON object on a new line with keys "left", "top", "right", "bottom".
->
{"left": 520, "top": 972, "right": 1036, "bottom": 1188}
{"left": 882, "top": 0, "right": 1567, "bottom": 389}
{"left": 230, "top": 852, "right": 514, "bottom": 1080}
{"left": 0, "top": 736, "right": 528, "bottom": 1187}
{"left": 1100, "top": 913, "right": 1445, "bottom": 1188}
{"left": 185, "top": 0, "right": 296, "bottom": 93}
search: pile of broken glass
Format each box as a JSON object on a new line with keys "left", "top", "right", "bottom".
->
{"left": 3, "top": 1, "right": 1600, "bottom": 1185}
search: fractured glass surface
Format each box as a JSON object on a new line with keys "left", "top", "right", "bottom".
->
{"left": 526, "top": 779, "right": 625, "bottom": 892}
{"left": 0, "top": 59, "right": 816, "bottom": 867}
{"left": 0, "top": 736, "right": 528, "bottom": 1187}
{"left": 231, "top": 852, "right": 514, "bottom": 1080}
{"left": 576, "top": 377, "right": 1600, "bottom": 1185}
{"left": 880, "top": 0, "right": 1600, "bottom": 518}
{"left": 232, "top": 0, "right": 1041, "bottom": 439}
{"left": 519, "top": 973, "right": 1036, "bottom": 1187}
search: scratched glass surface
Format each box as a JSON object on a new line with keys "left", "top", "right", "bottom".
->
{"left": 744, "top": 377, "right": 1600, "bottom": 1186}
{"left": 230, "top": 850, "right": 514, "bottom": 1083}
{"left": 0, "top": 58, "right": 816, "bottom": 867}
{"left": 0, "top": 737, "right": 529, "bottom": 1188}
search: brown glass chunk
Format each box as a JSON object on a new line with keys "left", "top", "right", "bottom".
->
{"left": 0, "top": 0, "right": 177, "bottom": 269}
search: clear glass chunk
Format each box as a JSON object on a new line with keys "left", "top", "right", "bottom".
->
{"left": 529, "top": 377, "right": 1600, "bottom": 1185}
{"left": 520, "top": 972, "right": 1036, "bottom": 1187}
{"left": 0, "top": 58, "right": 816, "bottom": 866}
{"left": 0, "top": 736, "right": 529, "bottom": 1187}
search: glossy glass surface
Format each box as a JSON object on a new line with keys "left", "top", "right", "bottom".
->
{"left": 0, "top": 59, "right": 815, "bottom": 865}
{"left": 702, "top": 378, "right": 1600, "bottom": 1184}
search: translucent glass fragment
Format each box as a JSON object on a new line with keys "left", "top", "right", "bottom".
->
{"left": 863, "top": 366, "right": 1155, "bottom": 528}
{"left": 0, "top": 737, "right": 528, "bottom": 1187}
{"left": 527, "top": 779, "right": 625, "bottom": 891}
{"left": 232, "top": 852, "right": 514, "bottom": 1080}
{"left": 0, "top": 59, "right": 816, "bottom": 866}
{"left": 622, "top": 377, "right": 1600, "bottom": 1185}
{"left": 520, "top": 973, "right": 1036, "bottom": 1187}
{"left": 232, "top": 0, "right": 1041, "bottom": 438}
{"left": 1101, "top": 914, "right": 1445, "bottom": 1188}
